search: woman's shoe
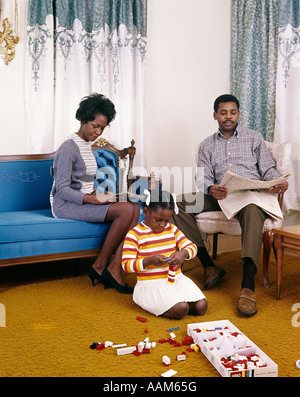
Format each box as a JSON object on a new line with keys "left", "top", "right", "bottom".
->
{"left": 102, "top": 268, "right": 133, "bottom": 294}
{"left": 88, "top": 266, "right": 109, "bottom": 288}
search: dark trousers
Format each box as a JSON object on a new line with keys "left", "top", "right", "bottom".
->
{"left": 171, "top": 192, "right": 268, "bottom": 267}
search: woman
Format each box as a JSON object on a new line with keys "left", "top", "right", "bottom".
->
{"left": 50, "top": 93, "right": 140, "bottom": 293}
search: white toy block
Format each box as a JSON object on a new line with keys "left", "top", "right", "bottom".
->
{"left": 151, "top": 342, "right": 156, "bottom": 348}
{"left": 117, "top": 346, "right": 137, "bottom": 356}
{"left": 176, "top": 354, "right": 186, "bottom": 361}
{"left": 162, "top": 355, "right": 171, "bottom": 366}
{"left": 104, "top": 341, "right": 113, "bottom": 347}
{"left": 169, "top": 332, "right": 176, "bottom": 339}
{"left": 145, "top": 342, "right": 151, "bottom": 349}
{"left": 161, "top": 369, "right": 177, "bottom": 377}
{"left": 112, "top": 343, "right": 127, "bottom": 348}
{"left": 138, "top": 342, "right": 144, "bottom": 352}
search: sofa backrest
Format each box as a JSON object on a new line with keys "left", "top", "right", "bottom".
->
{"left": 0, "top": 141, "right": 136, "bottom": 212}
{"left": 0, "top": 154, "right": 55, "bottom": 212}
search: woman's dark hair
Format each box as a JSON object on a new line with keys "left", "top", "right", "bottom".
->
{"left": 75, "top": 93, "right": 116, "bottom": 125}
{"left": 143, "top": 189, "right": 175, "bottom": 212}
{"left": 213, "top": 94, "right": 240, "bottom": 112}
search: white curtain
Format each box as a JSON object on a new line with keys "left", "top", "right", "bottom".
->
{"left": 25, "top": 0, "right": 147, "bottom": 168}
{"left": 274, "top": 0, "right": 300, "bottom": 212}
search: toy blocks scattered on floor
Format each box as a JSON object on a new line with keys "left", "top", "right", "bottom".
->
{"left": 187, "top": 320, "right": 278, "bottom": 377}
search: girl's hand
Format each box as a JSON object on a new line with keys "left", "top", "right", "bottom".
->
{"left": 167, "top": 250, "right": 189, "bottom": 268}
{"left": 143, "top": 255, "right": 168, "bottom": 268}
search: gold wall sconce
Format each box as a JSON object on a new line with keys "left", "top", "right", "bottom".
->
{"left": 0, "top": 1, "right": 19, "bottom": 65}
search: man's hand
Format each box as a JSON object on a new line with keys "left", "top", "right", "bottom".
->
{"left": 269, "top": 181, "right": 289, "bottom": 194}
{"left": 208, "top": 185, "right": 228, "bottom": 200}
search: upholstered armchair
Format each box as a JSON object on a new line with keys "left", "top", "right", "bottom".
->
{"left": 195, "top": 141, "right": 291, "bottom": 288}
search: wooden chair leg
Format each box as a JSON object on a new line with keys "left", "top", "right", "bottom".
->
{"left": 212, "top": 233, "right": 218, "bottom": 260}
{"left": 262, "top": 230, "right": 272, "bottom": 288}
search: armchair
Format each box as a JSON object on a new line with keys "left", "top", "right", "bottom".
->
{"left": 195, "top": 141, "right": 291, "bottom": 288}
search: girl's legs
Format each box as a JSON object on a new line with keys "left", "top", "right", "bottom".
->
{"left": 161, "top": 299, "right": 207, "bottom": 320}
{"left": 92, "top": 201, "right": 140, "bottom": 285}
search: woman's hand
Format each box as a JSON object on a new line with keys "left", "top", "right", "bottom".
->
{"left": 83, "top": 191, "right": 115, "bottom": 205}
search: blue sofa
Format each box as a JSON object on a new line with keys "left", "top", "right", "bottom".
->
{"left": 0, "top": 140, "right": 143, "bottom": 268}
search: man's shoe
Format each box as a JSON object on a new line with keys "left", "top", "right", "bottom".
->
{"left": 237, "top": 288, "right": 258, "bottom": 317}
{"left": 204, "top": 266, "right": 226, "bottom": 290}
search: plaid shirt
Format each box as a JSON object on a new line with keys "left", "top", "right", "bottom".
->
{"left": 196, "top": 125, "right": 281, "bottom": 194}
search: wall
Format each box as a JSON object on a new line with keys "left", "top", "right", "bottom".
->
{"left": 0, "top": 0, "right": 232, "bottom": 194}
{"left": 144, "top": 0, "right": 231, "bottom": 193}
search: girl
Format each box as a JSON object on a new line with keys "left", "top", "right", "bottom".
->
{"left": 50, "top": 93, "right": 140, "bottom": 293}
{"left": 122, "top": 189, "right": 207, "bottom": 319}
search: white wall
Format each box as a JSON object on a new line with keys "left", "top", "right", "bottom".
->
{"left": 144, "top": 0, "right": 231, "bottom": 192}
{"left": 0, "top": 0, "right": 232, "bottom": 194}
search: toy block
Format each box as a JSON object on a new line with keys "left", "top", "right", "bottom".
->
{"left": 104, "top": 341, "right": 113, "bottom": 347}
{"left": 167, "top": 327, "right": 180, "bottom": 332}
{"left": 138, "top": 342, "right": 144, "bottom": 352}
{"left": 117, "top": 346, "right": 137, "bottom": 356}
{"left": 144, "top": 337, "right": 149, "bottom": 343}
{"left": 96, "top": 343, "right": 105, "bottom": 351}
{"left": 170, "top": 332, "right": 176, "bottom": 339}
{"left": 142, "top": 348, "right": 150, "bottom": 354}
{"left": 162, "top": 355, "right": 171, "bottom": 366}
{"left": 186, "top": 347, "right": 194, "bottom": 352}
{"left": 136, "top": 316, "right": 147, "bottom": 322}
{"left": 151, "top": 342, "right": 156, "bottom": 348}
{"left": 90, "top": 342, "right": 99, "bottom": 349}
{"left": 133, "top": 350, "right": 141, "bottom": 356}
{"left": 144, "top": 329, "right": 149, "bottom": 333}
{"left": 173, "top": 342, "right": 181, "bottom": 347}
{"left": 145, "top": 342, "right": 151, "bottom": 349}
{"left": 158, "top": 339, "right": 168, "bottom": 343}
{"left": 176, "top": 354, "right": 186, "bottom": 361}
{"left": 161, "top": 369, "right": 177, "bottom": 377}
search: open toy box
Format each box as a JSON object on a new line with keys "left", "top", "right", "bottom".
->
{"left": 187, "top": 320, "right": 278, "bottom": 377}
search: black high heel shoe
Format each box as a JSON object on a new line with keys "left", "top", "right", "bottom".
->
{"left": 102, "top": 268, "right": 133, "bottom": 294}
{"left": 88, "top": 266, "right": 110, "bottom": 288}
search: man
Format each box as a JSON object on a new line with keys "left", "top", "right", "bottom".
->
{"left": 172, "top": 94, "right": 288, "bottom": 317}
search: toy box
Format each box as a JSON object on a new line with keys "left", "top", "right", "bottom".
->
{"left": 187, "top": 320, "right": 278, "bottom": 377}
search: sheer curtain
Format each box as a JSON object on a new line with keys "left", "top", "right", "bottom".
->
{"left": 231, "top": 0, "right": 279, "bottom": 141}
{"left": 25, "top": 0, "right": 147, "bottom": 168}
{"left": 274, "top": 0, "right": 300, "bottom": 212}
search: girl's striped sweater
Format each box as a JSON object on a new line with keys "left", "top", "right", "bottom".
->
{"left": 122, "top": 222, "right": 197, "bottom": 281}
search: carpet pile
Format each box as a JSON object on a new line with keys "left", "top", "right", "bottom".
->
{"left": 0, "top": 250, "right": 299, "bottom": 378}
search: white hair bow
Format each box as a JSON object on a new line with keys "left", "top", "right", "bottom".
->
{"left": 144, "top": 189, "right": 151, "bottom": 206}
{"left": 172, "top": 193, "right": 179, "bottom": 215}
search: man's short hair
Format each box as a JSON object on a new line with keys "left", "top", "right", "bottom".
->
{"left": 214, "top": 94, "right": 240, "bottom": 112}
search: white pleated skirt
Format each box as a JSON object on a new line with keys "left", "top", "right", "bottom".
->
{"left": 133, "top": 273, "right": 206, "bottom": 316}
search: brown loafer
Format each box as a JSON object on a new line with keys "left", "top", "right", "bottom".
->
{"left": 237, "top": 288, "right": 258, "bottom": 317}
{"left": 204, "top": 266, "right": 226, "bottom": 290}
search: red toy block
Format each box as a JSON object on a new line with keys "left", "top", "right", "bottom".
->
{"left": 133, "top": 350, "right": 141, "bottom": 356}
{"left": 158, "top": 339, "right": 168, "bottom": 343}
{"left": 136, "top": 316, "right": 147, "bottom": 322}
{"left": 96, "top": 343, "right": 105, "bottom": 351}
{"left": 186, "top": 348, "right": 194, "bottom": 352}
{"left": 144, "top": 329, "right": 148, "bottom": 333}
{"left": 142, "top": 348, "right": 150, "bottom": 354}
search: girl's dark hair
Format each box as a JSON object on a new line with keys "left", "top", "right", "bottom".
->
{"left": 75, "top": 93, "right": 116, "bottom": 125}
{"left": 143, "top": 189, "right": 175, "bottom": 212}
{"left": 213, "top": 94, "right": 240, "bottom": 112}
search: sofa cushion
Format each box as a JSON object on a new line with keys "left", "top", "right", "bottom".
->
{"left": 0, "top": 209, "right": 111, "bottom": 243}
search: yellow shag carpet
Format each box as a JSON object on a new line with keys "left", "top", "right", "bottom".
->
{"left": 0, "top": 250, "right": 299, "bottom": 379}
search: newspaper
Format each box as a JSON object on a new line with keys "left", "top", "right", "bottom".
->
{"left": 218, "top": 190, "right": 283, "bottom": 221}
{"left": 217, "top": 171, "right": 290, "bottom": 221}
{"left": 219, "top": 171, "right": 290, "bottom": 193}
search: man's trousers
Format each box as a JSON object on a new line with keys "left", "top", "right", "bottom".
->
{"left": 171, "top": 192, "right": 268, "bottom": 267}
